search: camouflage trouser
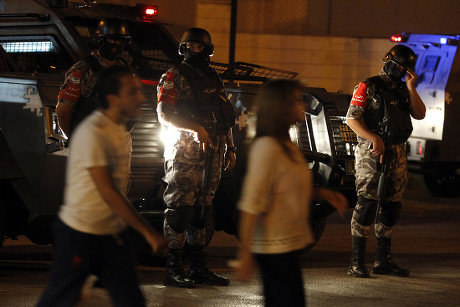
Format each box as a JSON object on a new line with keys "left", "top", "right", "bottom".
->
{"left": 163, "top": 135, "right": 226, "bottom": 249}
{"left": 351, "top": 140, "right": 408, "bottom": 239}
{"left": 354, "top": 140, "right": 408, "bottom": 202}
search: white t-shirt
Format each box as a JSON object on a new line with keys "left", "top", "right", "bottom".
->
{"left": 59, "top": 111, "right": 130, "bottom": 235}
{"left": 238, "top": 137, "right": 314, "bottom": 254}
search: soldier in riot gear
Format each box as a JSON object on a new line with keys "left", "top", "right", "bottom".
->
{"left": 345, "top": 45, "right": 426, "bottom": 278}
{"left": 157, "top": 27, "right": 236, "bottom": 288}
{"left": 56, "top": 17, "right": 131, "bottom": 138}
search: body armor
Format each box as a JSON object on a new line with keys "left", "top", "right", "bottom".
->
{"left": 175, "top": 63, "right": 235, "bottom": 136}
{"left": 362, "top": 76, "right": 412, "bottom": 145}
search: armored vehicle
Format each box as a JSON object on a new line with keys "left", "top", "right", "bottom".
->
{"left": 393, "top": 33, "right": 460, "bottom": 197}
{"left": 0, "top": 0, "right": 355, "bottom": 253}
{"left": 0, "top": 0, "right": 184, "bottom": 249}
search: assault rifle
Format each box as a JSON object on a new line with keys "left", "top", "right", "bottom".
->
{"left": 200, "top": 115, "right": 217, "bottom": 219}
{"left": 176, "top": 103, "right": 219, "bottom": 219}
{"left": 374, "top": 101, "right": 392, "bottom": 223}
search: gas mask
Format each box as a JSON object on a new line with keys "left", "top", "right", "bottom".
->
{"left": 383, "top": 58, "right": 408, "bottom": 82}
{"left": 98, "top": 37, "right": 127, "bottom": 61}
{"left": 184, "top": 48, "right": 210, "bottom": 68}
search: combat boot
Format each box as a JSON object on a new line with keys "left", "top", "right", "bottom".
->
{"left": 348, "top": 236, "right": 370, "bottom": 278}
{"left": 372, "top": 238, "right": 410, "bottom": 276}
{"left": 188, "top": 245, "right": 230, "bottom": 286}
{"left": 164, "top": 249, "right": 196, "bottom": 288}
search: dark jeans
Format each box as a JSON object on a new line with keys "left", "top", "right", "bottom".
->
{"left": 37, "top": 218, "right": 145, "bottom": 307}
{"left": 256, "top": 250, "right": 306, "bottom": 307}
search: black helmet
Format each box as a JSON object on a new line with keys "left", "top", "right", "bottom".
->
{"left": 95, "top": 18, "right": 130, "bottom": 61}
{"left": 95, "top": 18, "right": 130, "bottom": 39}
{"left": 383, "top": 45, "right": 416, "bottom": 70}
{"left": 178, "top": 28, "right": 214, "bottom": 56}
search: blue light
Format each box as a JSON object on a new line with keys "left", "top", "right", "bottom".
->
{"left": 440, "top": 37, "right": 447, "bottom": 44}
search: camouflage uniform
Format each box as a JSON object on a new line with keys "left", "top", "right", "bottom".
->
{"left": 58, "top": 51, "right": 114, "bottom": 108}
{"left": 58, "top": 51, "right": 133, "bottom": 179}
{"left": 346, "top": 73, "right": 412, "bottom": 239}
{"left": 157, "top": 65, "right": 230, "bottom": 249}
{"left": 58, "top": 51, "right": 130, "bottom": 134}
{"left": 351, "top": 139, "right": 407, "bottom": 238}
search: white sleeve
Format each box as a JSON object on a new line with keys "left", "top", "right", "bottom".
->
{"left": 237, "top": 138, "right": 278, "bottom": 214}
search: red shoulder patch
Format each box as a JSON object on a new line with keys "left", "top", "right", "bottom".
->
{"left": 57, "top": 70, "right": 82, "bottom": 104}
{"left": 157, "top": 72, "right": 178, "bottom": 106}
{"left": 350, "top": 82, "right": 367, "bottom": 109}
{"left": 165, "top": 71, "right": 177, "bottom": 81}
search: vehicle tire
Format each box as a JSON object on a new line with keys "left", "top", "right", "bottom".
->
{"left": 423, "top": 174, "right": 459, "bottom": 198}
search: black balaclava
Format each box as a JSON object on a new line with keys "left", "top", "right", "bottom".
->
{"left": 184, "top": 48, "right": 210, "bottom": 69}
{"left": 383, "top": 61, "right": 407, "bottom": 82}
{"left": 99, "top": 38, "right": 127, "bottom": 61}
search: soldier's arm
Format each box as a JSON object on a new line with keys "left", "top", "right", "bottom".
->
{"left": 55, "top": 102, "right": 73, "bottom": 137}
{"left": 346, "top": 118, "right": 382, "bottom": 148}
{"left": 156, "top": 71, "right": 213, "bottom": 151}
{"left": 346, "top": 82, "right": 385, "bottom": 157}
{"left": 157, "top": 102, "right": 207, "bottom": 137}
{"left": 224, "top": 128, "right": 236, "bottom": 171}
{"left": 56, "top": 66, "right": 84, "bottom": 137}
{"left": 406, "top": 70, "right": 426, "bottom": 120}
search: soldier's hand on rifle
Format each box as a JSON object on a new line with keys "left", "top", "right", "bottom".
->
{"left": 224, "top": 150, "right": 236, "bottom": 171}
{"left": 196, "top": 125, "right": 214, "bottom": 153}
{"left": 370, "top": 135, "right": 385, "bottom": 163}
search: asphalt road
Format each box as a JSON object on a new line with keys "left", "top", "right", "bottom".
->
{"left": 0, "top": 174, "right": 459, "bottom": 306}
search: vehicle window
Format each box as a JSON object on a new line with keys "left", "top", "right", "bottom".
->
{"left": 422, "top": 55, "right": 440, "bottom": 72}
{"left": 418, "top": 55, "right": 441, "bottom": 84}
{"left": 0, "top": 35, "right": 73, "bottom": 74}
{"left": 329, "top": 116, "right": 357, "bottom": 156}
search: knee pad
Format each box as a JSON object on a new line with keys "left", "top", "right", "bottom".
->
{"left": 191, "top": 205, "right": 213, "bottom": 229}
{"left": 377, "top": 201, "right": 402, "bottom": 227}
{"left": 351, "top": 217, "right": 370, "bottom": 238}
{"left": 352, "top": 196, "right": 378, "bottom": 226}
{"left": 165, "top": 206, "right": 195, "bottom": 233}
{"left": 375, "top": 221, "right": 393, "bottom": 238}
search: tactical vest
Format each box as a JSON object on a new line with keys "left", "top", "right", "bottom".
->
{"left": 176, "top": 63, "right": 236, "bottom": 136}
{"left": 362, "top": 76, "right": 413, "bottom": 145}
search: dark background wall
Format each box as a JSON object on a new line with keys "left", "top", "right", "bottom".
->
{"left": 237, "top": 0, "right": 460, "bottom": 37}
{"left": 99, "top": 0, "right": 459, "bottom": 38}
